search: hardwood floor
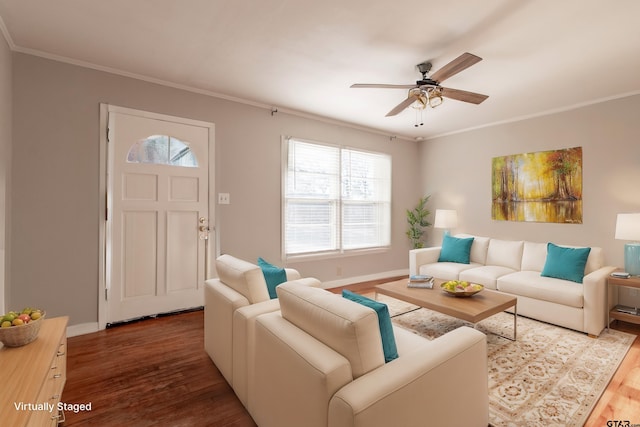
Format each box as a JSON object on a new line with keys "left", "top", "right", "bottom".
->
{"left": 62, "top": 310, "right": 256, "bottom": 427}
{"left": 62, "top": 303, "right": 640, "bottom": 426}
{"left": 584, "top": 320, "right": 640, "bottom": 427}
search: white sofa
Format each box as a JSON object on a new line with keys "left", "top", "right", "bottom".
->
{"left": 250, "top": 281, "right": 489, "bottom": 427}
{"left": 203, "top": 254, "right": 320, "bottom": 401}
{"left": 410, "top": 234, "right": 616, "bottom": 337}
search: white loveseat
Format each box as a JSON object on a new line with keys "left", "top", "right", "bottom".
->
{"left": 410, "top": 234, "right": 616, "bottom": 337}
{"left": 250, "top": 282, "right": 489, "bottom": 427}
{"left": 204, "top": 254, "right": 320, "bottom": 403}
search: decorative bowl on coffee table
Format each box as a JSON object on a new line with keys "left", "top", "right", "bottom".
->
{"left": 441, "top": 281, "right": 484, "bottom": 297}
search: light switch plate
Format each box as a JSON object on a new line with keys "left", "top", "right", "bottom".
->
{"left": 218, "top": 193, "right": 230, "bottom": 204}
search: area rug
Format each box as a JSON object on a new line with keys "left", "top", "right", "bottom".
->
{"left": 378, "top": 295, "right": 635, "bottom": 427}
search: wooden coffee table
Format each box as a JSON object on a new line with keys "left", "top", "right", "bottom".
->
{"left": 375, "top": 278, "right": 518, "bottom": 341}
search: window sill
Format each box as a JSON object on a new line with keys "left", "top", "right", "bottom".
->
{"left": 284, "top": 246, "right": 390, "bottom": 264}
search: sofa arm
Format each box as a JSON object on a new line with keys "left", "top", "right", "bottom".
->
{"left": 583, "top": 265, "right": 617, "bottom": 336}
{"left": 284, "top": 268, "right": 301, "bottom": 281}
{"left": 409, "top": 247, "right": 442, "bottom": 276}
{"left": 328, "top": 327, "right": 488, "bottom": 427}
{"left": 204, "top": 279, "right": 250, "bottom": 384}
{"left": 284, "top": 277, "right": 322, "bottom": 288}
{"left": 232, "top": 299, "right": 282, "bottom": 407}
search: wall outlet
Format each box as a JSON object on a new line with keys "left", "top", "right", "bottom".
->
{"left": 218, "top": 193, "right": 230, "bottom": 205}
{"left": 630, "top": 288, "right": 638, "bottom": 297}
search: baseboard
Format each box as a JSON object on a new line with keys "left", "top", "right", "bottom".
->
{"left": 67, "top": 322, "right": 100, "bottom": 337}
{"left": 322, "top": 269, "right": 408, "bottom": 289}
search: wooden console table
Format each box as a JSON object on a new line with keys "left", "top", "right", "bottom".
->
{"left": 0, "top": 316, "right": 68, "bottom": 426}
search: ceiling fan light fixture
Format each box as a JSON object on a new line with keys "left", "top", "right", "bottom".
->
{"left": 428, "top": 88, "right": 443, "bottom": 108}
{"left": 409, "top": 88, "right": 428, "bottom": 110}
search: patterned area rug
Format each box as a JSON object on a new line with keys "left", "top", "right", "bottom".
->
{"left": 378, "top": 295, "right": 635, "bottom": 427}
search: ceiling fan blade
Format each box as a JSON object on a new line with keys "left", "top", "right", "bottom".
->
{"left": 441, "top": 87, "right": 488, "bottom": 104}
{"left": 351, "top": 83, "right": 417, "bottom": 89}
{"left": 430, "top": 52, "right": 482, "bottom": 83}
{"left": 385, "top": 95, "right": 418, "bottom": 117}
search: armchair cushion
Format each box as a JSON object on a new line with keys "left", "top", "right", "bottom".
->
{"left": 541, "top": 243, "right": 591, "bottom": 283}
{"left": 438, "top": 234, "right": 474, "bottom": 264}
{"left": 342, "top": 290, "right": 398, "bottom": 363}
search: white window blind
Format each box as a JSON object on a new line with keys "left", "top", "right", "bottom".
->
{"left": 284, "top": 138, "right": 391, "bottom": 257}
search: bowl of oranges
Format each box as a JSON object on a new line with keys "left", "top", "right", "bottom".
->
{"left": 0, "top": 308, "right": 45, "bottom": 347}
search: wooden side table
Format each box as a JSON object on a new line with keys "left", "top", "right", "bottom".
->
{"left": 607, "top": 270, "right": 640, "bottom": 329}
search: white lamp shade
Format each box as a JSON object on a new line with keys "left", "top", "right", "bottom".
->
{"left": 615, "top": 213, "right": 640, "bottom": 241}
{"left": 434, "top": 209, "right": 458, "bottom": 229}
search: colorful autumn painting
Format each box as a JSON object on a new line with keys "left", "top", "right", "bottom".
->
{"left": 492, "top": 147, "right": 582, "bottom": 223}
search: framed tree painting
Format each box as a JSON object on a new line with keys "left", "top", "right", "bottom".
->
{"left": 492, "top": 146, "right": 582, "bottom": 223}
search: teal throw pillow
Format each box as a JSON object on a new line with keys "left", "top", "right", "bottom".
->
{"left": 257, "top": 257, "right": 288, "bottom": 299}
{"left": 438, "top": 234, "right": 474, "bottom": 264}
{"left": 341, "top": 290, "right": 398, "bottom": 363}
{"left": 541, "top": 243, "right": 591, "bottom": 283}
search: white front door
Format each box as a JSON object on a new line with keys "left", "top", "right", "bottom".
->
{"left": 107, "top": 110, "right": 213, "bottom": 324}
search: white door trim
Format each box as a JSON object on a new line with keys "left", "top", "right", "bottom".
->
{"left": 98, "top": 104, "right": 215, "bottom": 330}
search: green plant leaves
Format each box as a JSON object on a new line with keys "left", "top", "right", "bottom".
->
{"left": 406, "top": 195, "right": 431, "bottom": 249}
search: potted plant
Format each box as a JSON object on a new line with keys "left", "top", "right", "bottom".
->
{"left": 406, "top": 195, "right": 431, "bottom": 249}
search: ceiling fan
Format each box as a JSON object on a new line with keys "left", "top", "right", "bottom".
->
{"left": 351, "top": 52, "right": 489, "bottom": 119}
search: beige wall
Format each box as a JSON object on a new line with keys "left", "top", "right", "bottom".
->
{"left": 419, "top": 94, "right": 640, "bottom": 304}
{"left": 0, "top": 31, "right": 11, "bottom": 312}
{"left": 11, "top": 50, "right": 638, "bottom": 326}
{"left": 11, "top": 53, "right": 421, "bottom": 326}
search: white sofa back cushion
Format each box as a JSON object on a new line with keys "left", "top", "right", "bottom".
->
{"left": 215, "top": 254, "right": 270, "bottom": 304}
{"left": 486, "top": 239, "right": 524, "bottom": 271}
{"left": 521, "top": 241, "right": 549, "bottom": 272}
{"left": 584, "top": 247, "right": 604, "bottom": 274}
{"left": 276, "top": 282, "right": 385, "bottom": 379}
{"left": 456, "top": 234, "right": 490, "bottom": 265}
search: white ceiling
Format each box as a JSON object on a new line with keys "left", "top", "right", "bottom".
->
{"left": 1, "top": 0, "right": 639, "bottom": 140}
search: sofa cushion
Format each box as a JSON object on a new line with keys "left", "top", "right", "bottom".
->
{"left": 521, "top": 241, "right": 548, "bottom": 272}
{"left": 541, "top": 243, "right": 591, "bottom": 283}
{"left": 257, "top": 257, "right": 287, "bottom": 299}
{"left": 456, "top": 234, "right": 490, "bottom": 265}
{"left": 584, "top": 247, "right": 604, "bottom": 274}
{"left": 458, "top": 265, "right": 517, "bottom": 290}
{"left": 215, "top": 254, "right": 270, "bottom": 304}
{"left": 276, "top": 282, "right": 385, "bottom": 378}
{"left": 419, "top": 262, "right": 482, "bottom": 281}
{"left": 342, "top": 290, "right": 398, "bottom": 363}
{"left": 438, "top": 234, "right": 474, "bottom": 264}
{"left": 486, "top": 239, "right": 524, "bottom": 271}
{"left": 497, "top": 271, "right": 584, "bottom": 308}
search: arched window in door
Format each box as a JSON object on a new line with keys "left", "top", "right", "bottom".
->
{"left": 127, "top": 135, "right": 198, "bottom": 167}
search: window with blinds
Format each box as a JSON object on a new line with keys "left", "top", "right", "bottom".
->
{"left": 284, "top": 138, "right": 391, "bottom": 257}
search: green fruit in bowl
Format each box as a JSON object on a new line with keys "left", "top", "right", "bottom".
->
{"left": 0, "top": 308, "right": 43, "bottom": 327}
